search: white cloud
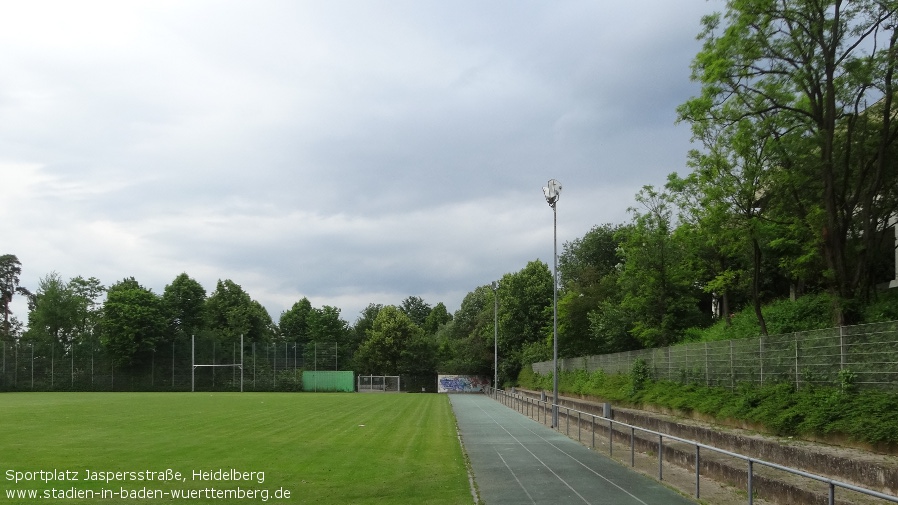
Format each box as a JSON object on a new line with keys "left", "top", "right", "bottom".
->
{"left": 0, "top": 0, "right": 720, "bottom": 325}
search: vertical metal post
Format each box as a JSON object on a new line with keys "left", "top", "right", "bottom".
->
{"left": 577, "top": 412, "right": 581, "bottom": 442}
{"left": 705, "top": 342, "right": 709, "bottom": 387}
{"left": 551, "top": 200, "right": 559, "bottom": 429}
{"left": 609, "top": 420, "right": 614, "bottom": 457}
{"left": 658, "top": 435, "right": 663, "bottom": 481}
{"left": 748, "top": 460, "right": 754, "bottom": 505}
{"left": 493, "top": 281, "right": 498, "bottom": 390}
{"left": 839, "top": 325, "right": 845, "bottom": 371}
{"left": 172, "top": 341, "right": 175, "bottom": 388}
{"left": 191, "top": 335, "right": 195, "bottom": 393}
{"left": 240, "top": 334, "right": 244, "bottom": 393}
{"left": 795, "top": 336, "right": 800, "bottom": 390}
{"left": 759, "top": 337, "right": 764, "bottom": 385}
{"left": 591, "top": 415, "right": 595, "bottom": 448}
{"left": 695, "top": 446, "right": 700, "bottom": 499}
{"left": 730, "top": 340, "right": 735, "bottom": 389}
{"left": 828, "top": 483, "right": 835, "bottom": 505}
{"left": 630, "top": 427, "right": 635, "bottom": 467}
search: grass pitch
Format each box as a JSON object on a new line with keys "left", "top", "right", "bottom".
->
{"left": 0, "top": 392, "right": 474, "bottom": 504}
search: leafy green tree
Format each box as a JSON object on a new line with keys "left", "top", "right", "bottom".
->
{"left": 161, "top": 273, "right": 206, "bottom": 342}
{"left": 205, "top": 279, "right": 273, "bottom": 342}
{"left": 557, "top": 224, "right": 629, "bottom": 356}
{"left": 559, "top": 224, "right": 624, "bottom": 290}
{"left": 99, "top": 277, "right": 167, "bottom": 366}
{"left": 67, "top": 276, "right": 105, "bottom": 343}
{"left": 279, "top": 297, "right": 313, "bottom": 343}
{"left": 435, "top": 286, "right": 492, "bottom": 376}
{"left": 351, "top": 303, "right": 382, "bottom": 352}
{"left": 423, "top": 302, "right": 452, "bottom": 335}
{"left": 399, "top": 296, "right": 431, "bottom": 328}
{"left": 680, "top": 0, "right": 898, "bottom": 323}
{"left": 618, "top": 187, "right": 707, "bottom": 347}
{"left": 354, "top": 305, "right": 435, "bottom": 375}
{"left": 497, "top": 260, "right": 553, "bottom": 382}
{"left": 25, "top": 272, "right": 79, "bottom": 345}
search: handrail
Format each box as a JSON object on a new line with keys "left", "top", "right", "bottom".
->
{"left": 485, "top": 387, "right": 898, "bottom": 505}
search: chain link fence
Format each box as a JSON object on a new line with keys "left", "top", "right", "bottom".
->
{"left": 0, "top": 338, "right": 349, "bottom": 392}
{"left": 532, "top": 320, "right": 898, "bottom": 390}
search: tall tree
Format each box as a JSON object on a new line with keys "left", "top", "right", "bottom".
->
{"left": 681, "top": 0, "right": 898, "bottom": 323}
{"left": 25, "top": 272, "right": 79, "bottom": 345}
{"left": 435, "top": 286, "right": 492, "bottom": 376}
{"left": 423, "top": 302, "right": 452, "bottom": 335}
{"left": 279, "top": 297, "right": 313, "bottom": 343}
{"left": 99, "top": 277, "right": 166, "bottom": 366}
{"left": 557, "top": 224, "right": 629, "bottom": 356}
{"left": 497, "top": 261, "right": 553, "bottom": 382}
{"left": 618, "top": 187, "right": 706, "bottom": 347}
{"left": 205, "top": 279, "right": 274, "bottom": 343}
{"left": 399, "top": 296, "right": 431, "bottom": 328}
{"left": 353, "top": 305, "right": 435, "bottom": 375}
{"left": 161, "top": 273, "right": 206, "bottom": 342}
{"left": 0, "top": 254, "right": 30, "bottom": 339}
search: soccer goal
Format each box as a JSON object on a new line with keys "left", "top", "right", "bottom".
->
{"left": 357, "top": 375, "right": 400, "bottom": 392}
{"left": 192, "top": 334, "right": 244, "bottom": 392}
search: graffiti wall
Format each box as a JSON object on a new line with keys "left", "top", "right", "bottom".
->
{"left": 437, "top": 375, "right": 490, "bottom": 393}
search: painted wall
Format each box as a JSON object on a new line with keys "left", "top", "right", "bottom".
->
{"left": 437, "top": 375, "right": 489, "bottom": 393}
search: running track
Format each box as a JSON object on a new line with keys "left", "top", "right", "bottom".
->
{"left": 449, "top": 394, "right": 696, "bottom": 505}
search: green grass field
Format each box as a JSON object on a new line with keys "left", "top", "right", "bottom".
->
{"left": 0, "top": 393, "right": 474, "bottom": 504}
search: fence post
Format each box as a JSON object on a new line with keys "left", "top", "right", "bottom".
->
{"left": 705, "top": 342, "right": 709, "bottom": 387}
{"left": 695, "top": 445, "right": 700, "bottom": 499}
{"left": 839, "top": 325, "right": 845, "bottom": 371}
{"left": 794, "top": 335, "right": 800, "bottom": 390}
{"left": 730, "top": 340, "right": 734, "bottom": 390}
{"left": 759, "top": 336, "right": 764, "bottom": 386}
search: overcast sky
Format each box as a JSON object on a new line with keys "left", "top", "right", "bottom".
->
{"left": 1, "top": 0, "right": 719, "bottom": 326}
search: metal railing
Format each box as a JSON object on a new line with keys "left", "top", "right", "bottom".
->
{"left": 486, "top": 387, "right": 898, "bottom": 505}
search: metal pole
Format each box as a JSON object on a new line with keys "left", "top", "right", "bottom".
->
{"left": 191, "top": 334, "right": 195, "bottom": 393}
{"left": 493, "top": 281, "right": 498, "bottom": 390}
{"left": 695, "top": 446, "right": 701, "bottom": 499}
{"left": 748, "top": 460, "right": 754, "bottom": 505}
{"left": 552, "top": 201, "right": 559, "bottom": 428}
{"left": 240, "top": 334, "right": 244, "bottom": 393}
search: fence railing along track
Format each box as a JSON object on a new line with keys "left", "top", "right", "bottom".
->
{"left": 487, "top": 387, "right": 898, "bottom": 505}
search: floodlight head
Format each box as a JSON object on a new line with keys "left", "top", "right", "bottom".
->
{"left": 543, "top": 179, "right": 562, "bottom": 207}
{"left": 491, "top": 280, "right": 499, "bottom": 290}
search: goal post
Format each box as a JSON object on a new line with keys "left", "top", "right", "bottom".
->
{"left": 357, "top": 374, "right": 400, "bottom": 392}
{"left": 192, "top": 334, "right": 244, "bottom": 392}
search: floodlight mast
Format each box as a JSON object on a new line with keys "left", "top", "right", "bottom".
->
{"left": 542, "top": 179, "right": 561, "bottom": 428}
{"left": 491, "top": 280, "right": 499, "bottom": 393}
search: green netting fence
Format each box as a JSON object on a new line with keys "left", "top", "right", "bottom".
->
{"left": 0, "top": 337, "right": 350, "bottom": 392}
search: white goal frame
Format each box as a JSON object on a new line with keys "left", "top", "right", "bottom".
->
{"left": 192, "top": 334, "right": 244, "bottom": 392}
{"left": 357, "top": 375, "right": 400, "bottom": 392}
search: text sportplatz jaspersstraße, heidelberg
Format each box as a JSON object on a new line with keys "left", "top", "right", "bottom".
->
{"left": 4, "top": 467, "right": 292, "bottom": 501}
